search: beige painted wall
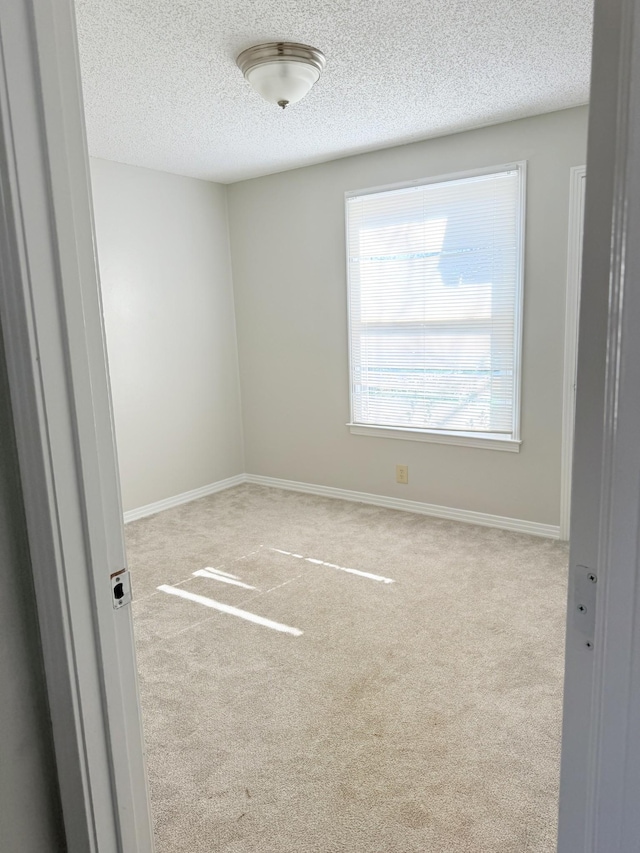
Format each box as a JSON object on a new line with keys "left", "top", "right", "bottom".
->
{"left": 227, "top": 107, "right": 589, "bottom": 525}
{"left": 91, "top": 158, "right": 244, "bottom": 512}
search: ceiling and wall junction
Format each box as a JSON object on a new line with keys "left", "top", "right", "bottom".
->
{"left": 75, "top": 0, "right": 593, "bottom": 183}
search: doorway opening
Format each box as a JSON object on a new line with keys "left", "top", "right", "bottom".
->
{"left": 88, "top": 141, "right": 586, "bottom": 853}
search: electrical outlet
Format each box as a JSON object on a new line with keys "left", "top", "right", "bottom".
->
{"left": 396, "top": 464, "right": 409, "bottom": 484}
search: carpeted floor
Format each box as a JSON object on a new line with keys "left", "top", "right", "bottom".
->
{"left": 126, "top": 484, "right": 568, "bottom": 853}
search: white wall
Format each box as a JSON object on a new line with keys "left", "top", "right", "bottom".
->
{"left": 227, "top": 107, "right": 589, "bottom": 526}
{"left": 0, "top": 328, "right": 65, "bottom": 851}
{"left": 91, "top": 158, "right": 244, "bottom": 512}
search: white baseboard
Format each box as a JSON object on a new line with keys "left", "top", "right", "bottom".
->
{"left": 124, "top": 471, "right": 560, "bottom": 539}
{"left": 244, "top": 474, "right": 561, "bottom": 539}
{"left": 123, "top": 474, "right": 247, "bottom": 523}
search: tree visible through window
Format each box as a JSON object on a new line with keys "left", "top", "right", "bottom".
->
{"left": 346, "top": 165, "right": 525, "bottom": 441}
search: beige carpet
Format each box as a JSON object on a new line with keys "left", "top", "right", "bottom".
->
{"left": 126, "top": 484, "right": 568, "bottom": 852}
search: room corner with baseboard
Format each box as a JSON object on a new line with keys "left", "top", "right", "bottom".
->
{"left": 99, "top": 109, "right": 587, "bottom": 536}
{"left": 125, "top": 471, "right": 562, "bottom": 538}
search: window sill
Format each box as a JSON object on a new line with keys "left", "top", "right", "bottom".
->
{"left": 347, "top": 423, "right": 521, "bottom": 452}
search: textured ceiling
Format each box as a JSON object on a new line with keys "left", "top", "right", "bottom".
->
{"left": 75, "top": 0, "right": 593, "bottom": 184}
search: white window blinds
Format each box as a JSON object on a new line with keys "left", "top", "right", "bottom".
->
{"left": 346, "top": 165, "right": 525, "bottom": 439}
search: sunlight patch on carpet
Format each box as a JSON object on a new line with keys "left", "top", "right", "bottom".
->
{"left": 270, "top": 548, "right": 395, "bottom": 584}
{"left": 157, "top": 584, "right": 303, "bottom": 636}
{"left": 193, "top": 568, "right": 256, "bottom": 590}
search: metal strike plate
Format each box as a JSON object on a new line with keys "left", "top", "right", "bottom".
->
{"left": 111, "top": 569, "right": 132, "bottom": 609}
{"left": 573, "top": 565, "right": 597, "bottom": 648}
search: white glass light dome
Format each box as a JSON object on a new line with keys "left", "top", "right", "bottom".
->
{"left": 237, "top": 43, "right": 326, "bottom": 109}
{"left": 245, "top": 61, "right": 320, "bottom": 107}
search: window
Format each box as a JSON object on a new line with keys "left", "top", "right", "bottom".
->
{"left": 346, "top": 164, "right": 525, "bottom": 451}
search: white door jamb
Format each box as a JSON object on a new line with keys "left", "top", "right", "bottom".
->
{"left": 0, "top": 1, "right": 153, "bottom": 850}
{"left": 560, "top": 165, "right": 586, "bottom": 541}
{"left": 558, "top": 0, "right": 640, "bottom": 850}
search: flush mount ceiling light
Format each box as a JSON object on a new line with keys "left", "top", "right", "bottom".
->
{"left": 236, "top": 42, "right": 326, "bottom": 109}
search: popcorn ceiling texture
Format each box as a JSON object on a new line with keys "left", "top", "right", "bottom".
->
{"left": 75, "top": 0, "right": 593, "bottom": 183}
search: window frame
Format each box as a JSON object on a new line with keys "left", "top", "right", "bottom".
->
{"left": 345, "top": 162, "right": 527, "bottom": 452}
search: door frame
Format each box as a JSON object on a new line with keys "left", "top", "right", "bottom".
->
{"left": 0, "top": 1, "right": 153, "bottom": 850}
{"left": 560, "top": 165, "right": 587, "bottom": 541}
{"left": 558, "top": 0, "right": 640, "bottom": 850}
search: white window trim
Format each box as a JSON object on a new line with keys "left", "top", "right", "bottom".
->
{"left": 345, "top": 161, "right": 527, "bottom": 451}
{"left": 347, "top": 423, "right": 522, "bottom": 451}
